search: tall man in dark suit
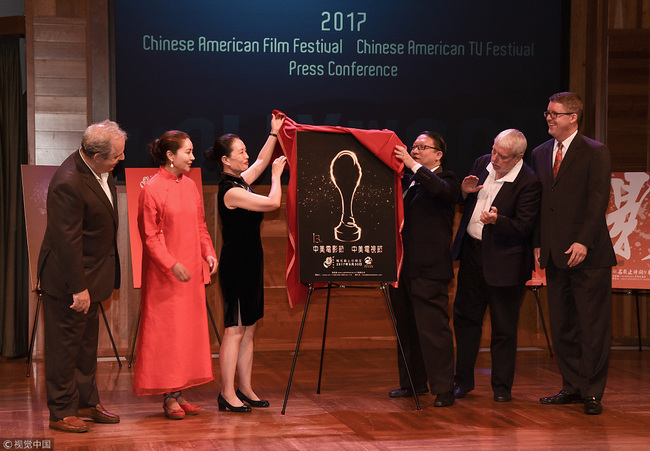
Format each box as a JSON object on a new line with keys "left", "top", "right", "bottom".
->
{"left": 451, "top": 129, "right": 541, "bottom": 402}
{"left": 531, "top": 92, "right": 616, "bottom": 415}
{"left": 388, "top": 131, "right": 461, "bottom": 408}
{"left": 38, "top": 120, "right": 127, "bottom": 432}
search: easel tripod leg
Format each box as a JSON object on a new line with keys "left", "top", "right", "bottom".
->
{"left": 26, "top": 291, "right": 43, "bottom": 377}
{"left": 281, "top": 284, "right": 314, "bottom": 415}
{"left": 382, "top": 283, "right": 421, "bottom": 411}
{"left": 317, "top": 283, "right": 332, "bottom": 394}
{"left": 128, "top": 308, "right": 141, "bottom": 368}
{"left": 100, "top": 302, "right": 122, "bottom": 367}
{"left": 532, "top": 287, "right": 553, "bottom": 358}
{"left": 634, "top": 290, "right": 642, "bottom": 351}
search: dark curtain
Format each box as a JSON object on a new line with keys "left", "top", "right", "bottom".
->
{"left": 0, "top": 34, "right": 29, "bottom": 358}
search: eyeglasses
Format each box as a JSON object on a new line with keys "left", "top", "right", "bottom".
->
{"left": 543, "top": 110, "right": 575, "bottom": 119}
{"left": 411, "top": 144, "right": 441, "bottom": 152}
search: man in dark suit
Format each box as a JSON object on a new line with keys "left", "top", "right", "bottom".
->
{"left": 451, "top": 129, "right": 541, "bottom": 402}
{"left": 38, "top": 120, "right": 127, "bottom": 432}
{"left": 388, "top": 131, "right": 460, "bottom": 408}
{"left": 532, "top": 92, "right": 616, "bottom": 415}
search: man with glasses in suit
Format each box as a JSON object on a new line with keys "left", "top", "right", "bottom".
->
{"left": 532, "top": 92, "right": 616, "bottom": 415}
{"left": 388, "top": 131, "right": 460, "bottom": 408}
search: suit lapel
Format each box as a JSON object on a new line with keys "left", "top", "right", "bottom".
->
{"left": 403, "top": 173, "right": 418, "bottom": 204}
{"left": 538, "top": 141, "right": 554, "bottom": 186}
{"left": 492, "top": 174, "right": 517, "bottom": 206}
{"left": 84, "top": 174, "right": 116, "bottom": 218}
{"left": 107, "top": 175, "right": 119, "bottom": 227}
{"left": 74, "top": 151, "right": 119, "bottom": 223}
{"left": 466, "top": 166, "right": 489, "bottom": 211}
{"left": 477, "top": 167, "right": 489, "bottom": 186}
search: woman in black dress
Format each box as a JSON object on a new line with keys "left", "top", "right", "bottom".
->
{"left": 205, "top": 112, "right": 286, "bottom": 412}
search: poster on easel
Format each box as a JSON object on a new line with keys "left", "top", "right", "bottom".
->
{"left": 296, "top": 131, "right": 397, "bottom": 283}
{"left": 608, "top": 172, "right": 650, "bottom": 290}
{"left": 21, "top": 165, "right": 59, "bottom": 291}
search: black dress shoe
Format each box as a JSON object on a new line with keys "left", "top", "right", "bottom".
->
{"left": 236, "top": 389, "right": 270, "bottom": 408}
{"left": 493, "top": 392, "right": 512, "bottom": 402}
{"left": 584, "top": 397, "right": 603, "bottom": 415}
{"left": 218, "top": 393, "right": 252, "bottom": 412}
{"left": 78, "top": 403, "right": 120, "bottom": 424}
{"left": 388, "top": 387, "right": 428, "bottom": 398}
{"left": 539, "top": 389, "right": 582, "bottom": 405}
{"left": 453, "top": 384, "right": 473, "bottom": 399}
{"left": 434, "top": 391, "right": 455, "bottom": 407}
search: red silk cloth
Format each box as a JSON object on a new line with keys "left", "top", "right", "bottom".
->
{"left": 272, "top": 110, "right": 405, "bottom": 307}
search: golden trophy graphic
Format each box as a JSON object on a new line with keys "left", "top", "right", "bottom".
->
{"left": 330, "top": 150, "right": 362, "bottom": 242}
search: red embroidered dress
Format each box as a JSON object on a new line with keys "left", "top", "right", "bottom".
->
{"left": 133, "top": 167, "right": 216, "bottom": 395}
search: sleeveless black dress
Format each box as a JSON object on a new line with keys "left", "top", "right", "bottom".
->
{"left": 217, "top": 173, "right": 265, "bottom": 327}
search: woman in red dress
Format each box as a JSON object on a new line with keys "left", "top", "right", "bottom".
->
{"left": 134, "top": 130, "right": 218, "bottom": 419}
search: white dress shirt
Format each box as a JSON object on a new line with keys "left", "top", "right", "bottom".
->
{"left": 466, "top": 159, "right": 523, "bottom": 240}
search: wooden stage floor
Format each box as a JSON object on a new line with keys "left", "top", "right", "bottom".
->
{"left": 2, "top": 347, "right": 650, "bottom": 450}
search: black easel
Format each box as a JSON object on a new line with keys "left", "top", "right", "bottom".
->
{"left": 128, "top": 299, "right": 221, "bottom": 368}
{"left": 526, "top": 285, "right": 554, "bottom": 357}
{"left": 26, "top": 291, "right": 122, "bottom": 377}
{"left": 281, "top": 281, "right": 421, "bottom": 414}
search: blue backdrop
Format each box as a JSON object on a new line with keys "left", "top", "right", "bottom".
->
{"left": 113, "top": 0, "right": 568, "bottom": 182}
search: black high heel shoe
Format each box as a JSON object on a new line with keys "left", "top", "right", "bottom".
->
{"left": 218, "top": 393, "right": 252, "bottom": 413}
{"left": 236, "top": 388, "right": 270, "bottom": 408}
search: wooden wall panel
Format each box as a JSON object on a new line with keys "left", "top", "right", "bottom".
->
{"left": 34, "top": 96, "right": 86, "bottom": 113}
{"left": 606, "top": 2, "right": 650, "bottom": 346}
{"left": 34, "top": 112, "right": 86, "bottom": 130}
{"left": 33, "top": 76, "right": 86, "bottom": 96}
{"left": 31, "top": 0, "right": 85, "bottom": 19}
{"left": 33, "top": 41, "right": 85, "bottom": 60}
{"left": 609, "top": 0, "right": 641, "bottom": 28}
{"left": 29, "top": 0, "right": 89, "bottom": 167}
{"left": 34, "top": 59, "right": 86, "bottom": 78}
{"left": 607, "top": 32, "right": 650, "bottom": 171}
{"left": 32, "top": 22, "right": 85, "bottom": 42}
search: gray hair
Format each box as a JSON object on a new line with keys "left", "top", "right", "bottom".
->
{"left": 494, "top": 129, "right": 527, "bottom": 157}
{"left": 81, "top": 120, "right": 127, "bottom": 158}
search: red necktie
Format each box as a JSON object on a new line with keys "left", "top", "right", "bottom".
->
{"left": 553, "top": 143, "right": 563, "bottom": 179}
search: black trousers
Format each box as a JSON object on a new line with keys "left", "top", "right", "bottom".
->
{"left": 43, "top": 292, "right": 101, "bottom": 421}
{"left": 389, "top": 276, "right": 454, "bottom": 395}
{"left": 453, "top": 237, "right": 525, "bottom": 394}
{"left": 545, "top": 258, "right": 612, "bottom": 399}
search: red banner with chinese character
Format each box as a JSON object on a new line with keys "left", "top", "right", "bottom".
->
{"left": 608, "top": 172, "right": 650, "bottom": 290}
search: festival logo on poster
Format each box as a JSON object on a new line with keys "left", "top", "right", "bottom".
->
{"left": 296, "top": 131, "right": 397, "bottom": 282}
{"left": 607, "top": 172, "right": 650, "bottom": 289}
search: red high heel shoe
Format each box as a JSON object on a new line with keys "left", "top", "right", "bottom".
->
{"left": 163, "top": 392, "right": 185, "bottom": 420}
{"left": 178, "top": 395, "right": 202, "bottom": 415}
